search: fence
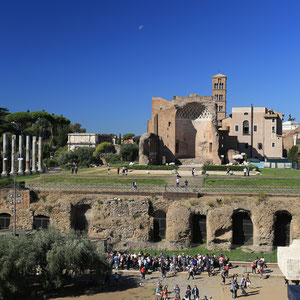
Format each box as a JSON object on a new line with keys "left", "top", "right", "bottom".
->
{"left": 25, "top": 183, "right": 300, "bottom": 195}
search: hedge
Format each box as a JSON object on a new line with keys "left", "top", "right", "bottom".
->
{"left": 128, "top": 165, "right": 178, "bottom": 170}
{"left": 0, "top": 178, "right": 25, "bottom": 188}
{"left": 202, "top": 165, "right": 259, "bottom": 172}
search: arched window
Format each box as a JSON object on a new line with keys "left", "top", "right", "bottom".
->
{"left": 214, "top": 83, "right": 218, "bottom": 89}
{"left": 0, "top": 213, "right": 11, "bottom": 229}
{"left": 153, "top": 210, "right": 166, "bottom": 242}
{"left": 33, "top": 215, "right": 49, "bottom": 230}
{"left": 192, "top": 214, "right": 206, "bottom": 244}
{"left": 273, "top": 211, "right": 292, "bottom": 247}
{"left": 232, "top": 211, "right": 253, "bottom": 246}
{"left": 243, "top": 120, "right": 250, "bottom": 135}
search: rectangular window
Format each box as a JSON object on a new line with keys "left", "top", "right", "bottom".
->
{"left": 254, "top": 125, "right": 257, "bottom": 132}
{"left": 215, "top": 95, "right": 218, "bottom": 100}
{"left": 258, "top": 143, "right": 263, "bottom": 150}
{"left": 219, "top": 95, "right": 223, "bottom": 101}
{"left": 272, "top": 126, "right": 275, "bottom": 133}
{"left": 235, "top": 125, "right": 239, "bottom": 132}
{"left": 272, "top": 118, "right": 275, "bottom": 123}
{"left": 218, "top": 106, "right": 223, "bottom": 112}
{"left": 272, "top": 143, "right": 275, "bottom": 147}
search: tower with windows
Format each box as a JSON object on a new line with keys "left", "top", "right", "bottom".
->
{"left": 212, "top": 73, "right": 227, "bottom": 125}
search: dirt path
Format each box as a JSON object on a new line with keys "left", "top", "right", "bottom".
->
{"left": 51, "top": 273, "right": 288, "bottom": 300}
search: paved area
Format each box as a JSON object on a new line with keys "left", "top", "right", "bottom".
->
{"left": 51, "top": 267, "right": 288, "bottom": 300}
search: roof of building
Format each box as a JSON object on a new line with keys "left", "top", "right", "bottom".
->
{"left": 212, "top": 73, "right": 227, "bottom": 78}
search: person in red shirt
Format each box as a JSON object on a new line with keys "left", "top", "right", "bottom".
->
{"left": 141, "top": 266, "right": 146, "bottom": 279}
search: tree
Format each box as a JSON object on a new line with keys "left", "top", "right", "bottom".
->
{"left": 133, "top": 135, "right": 140, "bottom": 145}
{"left": 93, "top": 142, "right": 115, "bottom": 158}
{"left": 123, "top": 133, "right": 135, "bottom": 140}
{"left": 288, "top": 145, "right": 299, "bottom": 162}
{"left": 0, "top": 228, "right": 110, "bottom": 299}
{"left": 5, "top": 111, "right": 33, "bottom": 134}
{"left": 118, "top": 133, "right": 122, "bottom": 145}
{"left": 0, "top": 107, "right": 10, "bottom": 134}
{"left": 70, "top": 123, "right": 86, "bottom": 133}
{"left": 120, "top": 144, "right": 139, "bottom": 161}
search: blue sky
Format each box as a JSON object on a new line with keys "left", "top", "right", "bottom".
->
{"left": 1, "top": 0, "right": 299, "bottom": 135}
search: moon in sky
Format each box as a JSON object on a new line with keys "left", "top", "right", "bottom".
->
{"left": 138, "top": 25, "right": 144, "bottom": 30}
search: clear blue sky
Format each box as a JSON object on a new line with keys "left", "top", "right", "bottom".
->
{"left": 1, "top": 0, "right": 299, "bottom": 135}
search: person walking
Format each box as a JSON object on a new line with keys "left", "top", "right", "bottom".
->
{"left": 174, "top": 284, "right": 181, "bottom": 299}
{"left": 184, "top": 179, "right": 188, "bottom": 188}
{"left": 192, "top": 168, "right": 195, "bottom": 177}
{"left": 240, "top": 275, "right": 247, "bottom": 295}
{"left": 192, "top": 285, "right": 199, "bottom": 300}
{"left": 117, "top": 167, "right": 120, "bottom": 175}
{"left": 243, "top": 167, "right": 247, "bottom": 176}
{"left": 141, "top": 265, "right": 146, "bottom": 279}
{"left": 176, "top": 177, "right": 180, "bottom": 188}
{"left": 188, "top": 265, "right": 195, "bottom": 280}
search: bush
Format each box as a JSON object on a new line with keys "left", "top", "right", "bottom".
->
{"left": 43, "top": 158, "right": 58, "bottom": 167}
{"left": 120, "top": 144, "right": 139, "bottom": 161}
{"left": 202, "top": 165, "right": 259, "bottom": 172}
{"left": 108, "top": 154, "right": 121, "bottom": 164}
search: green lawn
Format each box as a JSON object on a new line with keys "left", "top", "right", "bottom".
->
{"left": 260, "top": 168, "right": 300, "bottom": 177}
{"left": 134, "top": 245, "right": 277, "bottom": 263}
{"left": 204, "top": 177, "right": 300, "bottom": 188}
{"left": 22, "top": 175, "right": 167, "bottom": 185}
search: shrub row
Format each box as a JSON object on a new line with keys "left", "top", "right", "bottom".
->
{"left": 128, "top": 165, "right": 178, "bottom": 170}
{"left": 202, "top": 165, "right": 259, "bottom": 171}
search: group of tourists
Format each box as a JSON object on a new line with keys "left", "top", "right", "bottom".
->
{"left": 155, "top": 281, "right": 212, "bottom": 300}
{"left": 107, "top": 251, "right": 232, "bottom": 277}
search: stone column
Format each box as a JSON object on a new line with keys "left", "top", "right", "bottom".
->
{"left": 37, "top": 136, "right": 43, "bottom": 173}
{"left": 18, "top": 135, "right": 24, "bottom": 175}
{"left": 10, "top": 135, "right": 17, "bottom": 175}
{"left": 31, "top": 136, "right": 37, "bottom": 174}
{"left": 1, "top": 133, "right": 8, "bottom": 177}
{"left": 25, "top": 136, "right": 31, "bottom": 175}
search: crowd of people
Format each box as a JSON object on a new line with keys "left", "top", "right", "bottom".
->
{"left": 107, "top": 251, "right": 269, "bottom": 299}
{"left": 107, "top": 251, "right": 233, "bottom": 277}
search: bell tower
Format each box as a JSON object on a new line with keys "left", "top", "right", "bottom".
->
{"left": 212, "top": 73, "right": 227, "bottom": 125}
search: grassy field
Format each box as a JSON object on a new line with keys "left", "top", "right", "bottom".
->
{"left": 133, "top": 245, "right": 278, "bottom": 263}
{"left": 203, "top": 177, "right": 300, "bottom": 188}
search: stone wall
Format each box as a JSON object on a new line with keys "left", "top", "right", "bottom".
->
{"left": 0, "top": 189, "right": 299, "bottom": 252}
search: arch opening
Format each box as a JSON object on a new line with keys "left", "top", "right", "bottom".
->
{"left": 0, "top": 213, "right": 11, "bottom": 230}
{"left": 232, "top": 211, "right": 253, "bottom": 246}
{"left": 70, "top": 204, "right": 92, "bottom": 232}
{"left": 243, "top": 120, "right": 250, "bottom": 135}
{"left": 33, "top": 215, "right": 49, "bottom": 230}
{"left": 153, "top": 210, "right": 166, "bottom": 242}
{"left": 192, "top": 214, "right": 206, "bottom": 244}
{"left": 273, "top": 211, "right": 292, "bottom": 247}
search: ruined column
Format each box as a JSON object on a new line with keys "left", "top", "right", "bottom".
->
{"left": 1, "top": 133, "right": 8, "bottom": 177}
{"left": 18, "top": 135, "right": 24, "bottom": 175}
{"left": 10, "top": 135, "right": 17, "bottom": 175}
{"left": 25, "top": 136, "right": 31, "bottom": 175}
{"left": 37, "top": 136, "right": 43, "bottom": 173}
{"left": 31, "top": 136, "right": 37, "bottom": 174}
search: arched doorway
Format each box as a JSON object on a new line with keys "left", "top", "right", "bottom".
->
{"left": 0, "top": 213, "right": 11, "bottom": 229}
{"left": 274, "top": 211, "right": 292, "bottom": 247}
{"left": 192, "top": 214, "right": 206, "bottom": 244}
{"left": 153, "top": 210, "right": 166, "bottom": 242}
{"left": 232, "top": 211, "right": 253, "bottom": 246}
{"left": 70, "top": 204, "right": 92, "bottom": 232}
{"left": 33, "top": 215, "right": 50, "bottom": 230}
